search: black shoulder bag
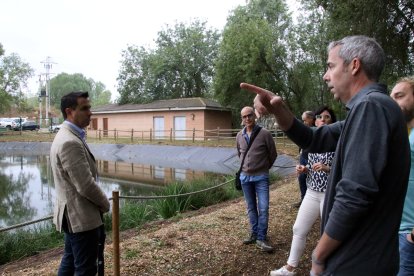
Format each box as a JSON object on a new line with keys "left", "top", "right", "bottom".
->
{"left": 235, "top": 127, "right": 262, "bottom": 190}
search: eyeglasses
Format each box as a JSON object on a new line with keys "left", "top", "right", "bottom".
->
{"left": 315, "top": 114, "right": 331, "bottom": 120}
{"left": 242, "top": 113, "right": 254, "bottom": 120}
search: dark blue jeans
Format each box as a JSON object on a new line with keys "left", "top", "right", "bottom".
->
{"left": 398, "top": 233, "right": 414, "bottom": 276}
{"left": 240, "top": 173, "right": 269, "bottom": 241}
{"left": 298, "top": 155, "right": 308, "bottom": 200}
{"left": 58, "top": 218, "right": 103, "bottom": 276}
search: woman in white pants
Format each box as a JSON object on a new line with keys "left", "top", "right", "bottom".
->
{"left": 270, "top": 106, "right": 337, "bottom": 276}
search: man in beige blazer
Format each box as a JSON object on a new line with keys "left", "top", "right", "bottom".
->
{"left": 50, "top": 91, "right": 110, "bottom": 275}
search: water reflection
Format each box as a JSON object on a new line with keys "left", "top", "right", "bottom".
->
{"left": 0, "top": 155, "right": 215, "bottom": 228}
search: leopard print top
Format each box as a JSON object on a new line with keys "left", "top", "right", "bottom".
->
{"left": 305, "top": 152, "right": 335, "bottom": 192}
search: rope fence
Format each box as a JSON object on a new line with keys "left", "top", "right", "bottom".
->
{"left": 0, "top": 177, "right": 235, "bottom": 276}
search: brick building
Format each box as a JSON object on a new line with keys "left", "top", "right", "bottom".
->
{"left": 88, "top": 97, "right": 232, "bottom": 140}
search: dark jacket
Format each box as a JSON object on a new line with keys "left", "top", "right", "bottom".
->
{"left": 286, "top": 83, "right": 410, "bottom": 275}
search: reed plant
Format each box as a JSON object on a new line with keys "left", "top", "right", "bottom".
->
{"left": 151, "top": 182, "right": 192, "bottom": 219}
{"left": 0, "top": 222, "right": 63, "bottom": 265}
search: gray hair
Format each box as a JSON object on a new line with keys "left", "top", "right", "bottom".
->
{"left": 303, "top": 110, "right": 315, "bottom": 119}
{"left": 328, "top": 35, "right": 385, "bottom": 82}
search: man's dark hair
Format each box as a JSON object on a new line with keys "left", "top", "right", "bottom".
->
{"left": 60, "top": 92, "right": 89, "bottom": 119}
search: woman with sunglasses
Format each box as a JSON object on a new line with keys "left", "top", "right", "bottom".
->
{"left": 271, "top": 106, "right": 337, "bottom": 276}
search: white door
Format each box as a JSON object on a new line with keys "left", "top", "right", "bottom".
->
{"left": 174, "top": 168, "right": 186, "bottom": 181}
{"left": 174, "top": 116, "right": 186, "bottom": 140}
{"left": 153, "top": 117, "right": 164, "bottom": 139}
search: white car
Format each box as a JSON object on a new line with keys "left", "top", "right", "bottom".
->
{"left": 0, "top": 118, "right": 26, "bottom": 130}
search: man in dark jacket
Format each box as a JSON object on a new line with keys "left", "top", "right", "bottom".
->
{"left": 236, "top": 106, "right": 277, "bottom": 253}
{"left": 241, "top": 35, "right": 409, "bottom": 275}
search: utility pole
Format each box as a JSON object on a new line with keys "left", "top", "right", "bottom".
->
{"left": 38, "top": 78, "right": 43, "bottom": 126}
{"left": 40, "top": 57, "right": 56, "bottom": 128}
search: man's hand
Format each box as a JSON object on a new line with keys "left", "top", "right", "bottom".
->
{"left": 240, "top": 83, "right": 283, "bottom": 117}
{"left": 240, "top": 82, "right": 295, "bottom": 131}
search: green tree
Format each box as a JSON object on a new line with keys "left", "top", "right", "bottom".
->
{"left": 310, "top": 0, "right": 414, "bottom": 84}
{"left": 117, "top": 20, "right": 220, "bottom": 104}
{"left": 0, "top": 51, "right": 34, "bottom": 113}
{"left": 213, "top": 0, "right": 293, "bottom": 125}
{"left": 283, "top": 1, "right": 344, "bottom": 118}
{"left": 49, "top": 73, "right": 112, "bottom": 109}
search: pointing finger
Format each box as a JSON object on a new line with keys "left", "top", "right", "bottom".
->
{"left": 240, "top": 83, "right": 273, "bottom": 98}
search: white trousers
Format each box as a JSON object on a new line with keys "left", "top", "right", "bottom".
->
{"left": 287, "top": 189, "right": 325, "bottom": 267}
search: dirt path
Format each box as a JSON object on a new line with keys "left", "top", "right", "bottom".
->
{"left": 0, "top": 176, "right": 320, "bottom": 276}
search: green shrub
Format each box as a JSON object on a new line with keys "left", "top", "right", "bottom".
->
{"left": 152, "top": 183, "right": 191, "bottom": 219}
{"left": 0, "top": 222, "right": 63, "bottom": 265}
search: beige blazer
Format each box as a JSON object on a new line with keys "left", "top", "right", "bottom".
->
{"left": 50, "top": 123, "right": 110, "bottom": 233}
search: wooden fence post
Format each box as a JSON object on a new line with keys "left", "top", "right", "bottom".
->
{"left": 150, "top": 128, "right": 152, "bottom": 142}
{"left": 131, "top": 128, "right": 134, "bottom": 142}
{"left": 112, "top": 190, "right": 120, "bottom": 276}
{"left": 192, "top": 128, "right": 195, "bottom": 143}
{"left": 170, "top": 128, "right": 173, "bottom": 142}
{"left": 217, "top": 127, "right": 220, "bottom": 141}
{"left": 99, "top": 129, "right": 101, "bottom": 140}
{"left": 114, "top": 129, "right": 117, "bottom": 141}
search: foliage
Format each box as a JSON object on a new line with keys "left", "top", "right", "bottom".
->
{"left": 309, "top": 0, "right": 414, "bottom": 85}
{"left": 117, "top": 20, "right": 220, "bottom": 104}
{"left": 213, "top": 0, "right": 293, "bottom": 125}
{"left": 49, "top": 73, "right": 112, "bottom": 109}
{"left": 285, "top": 1, "right": 345, "bottom": 118}
{"left": 103, "top": 201, "right": 155, "bottom": 232}
{"left": 152, "top": 183, "right": 192, "bottom": 219}
{"left": 0, "top": 51, "right": 34, "bottom": 113}
{"left": 186, "top": 175, "right": 235, "bottom": 209}
{"left": 0, "top": 222, "right": 63, "bottom": 265}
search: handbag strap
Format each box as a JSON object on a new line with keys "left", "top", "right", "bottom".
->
{"left": 238, "top": 126, "right": 262, "bottom": 173}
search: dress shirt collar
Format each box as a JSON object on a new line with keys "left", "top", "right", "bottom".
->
{"left": 345, "top": 83, "right": 387, "bottom": 111}
{"left": 64, "top": 120, "right": 86, "bottom": 140}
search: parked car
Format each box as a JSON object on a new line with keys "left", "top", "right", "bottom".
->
{"left": 13, "top": 121, "right": 40, "bottom": 131}
{"left": 0, "top": 118, "right": 27, "bottom": 130}
{"left": 49, "top": 124, "right": 62, "bottom": 133}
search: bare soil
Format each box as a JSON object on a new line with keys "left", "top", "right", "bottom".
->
{"left": 0, "top": 175, "right": 320, "bottom": 276}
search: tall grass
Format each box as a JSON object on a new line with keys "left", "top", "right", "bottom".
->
{"left": 0, "top": 222, "right": 63, "bottom": 265}
{"left": 151, "top": 183, "right": 192, "bottom": 219}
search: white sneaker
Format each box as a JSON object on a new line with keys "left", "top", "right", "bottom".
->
{"left": 270, "top": 265, "right": 296, "bottom": 276}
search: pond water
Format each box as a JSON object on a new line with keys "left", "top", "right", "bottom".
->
{"left": 0, "top": 155, "right": 217, "bottom": 228}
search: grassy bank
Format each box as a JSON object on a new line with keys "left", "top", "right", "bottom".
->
{"left": 0, "top": 173, "right": 280, "bottom": 265}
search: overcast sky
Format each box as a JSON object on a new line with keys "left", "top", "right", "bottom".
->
{"left": 1, "top": 0, "right": 298, "bottom": 101}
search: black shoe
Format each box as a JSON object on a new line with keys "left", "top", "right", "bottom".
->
{"left": 243, "top": 233, "right": 257, "bottom": 245}
{"left": 256, "top": 239, "right": 274, "bottom": 252}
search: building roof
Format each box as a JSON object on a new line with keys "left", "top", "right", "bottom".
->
{"left": 92, "top": 97, "right": 230, "bottom": 114}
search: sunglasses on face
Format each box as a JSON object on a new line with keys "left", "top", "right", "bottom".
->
{"left": 241, "top": 113, "right": 254, "bottom": 120}
{"left": 315, "top": 114, "right": 331, "bottom": 120}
